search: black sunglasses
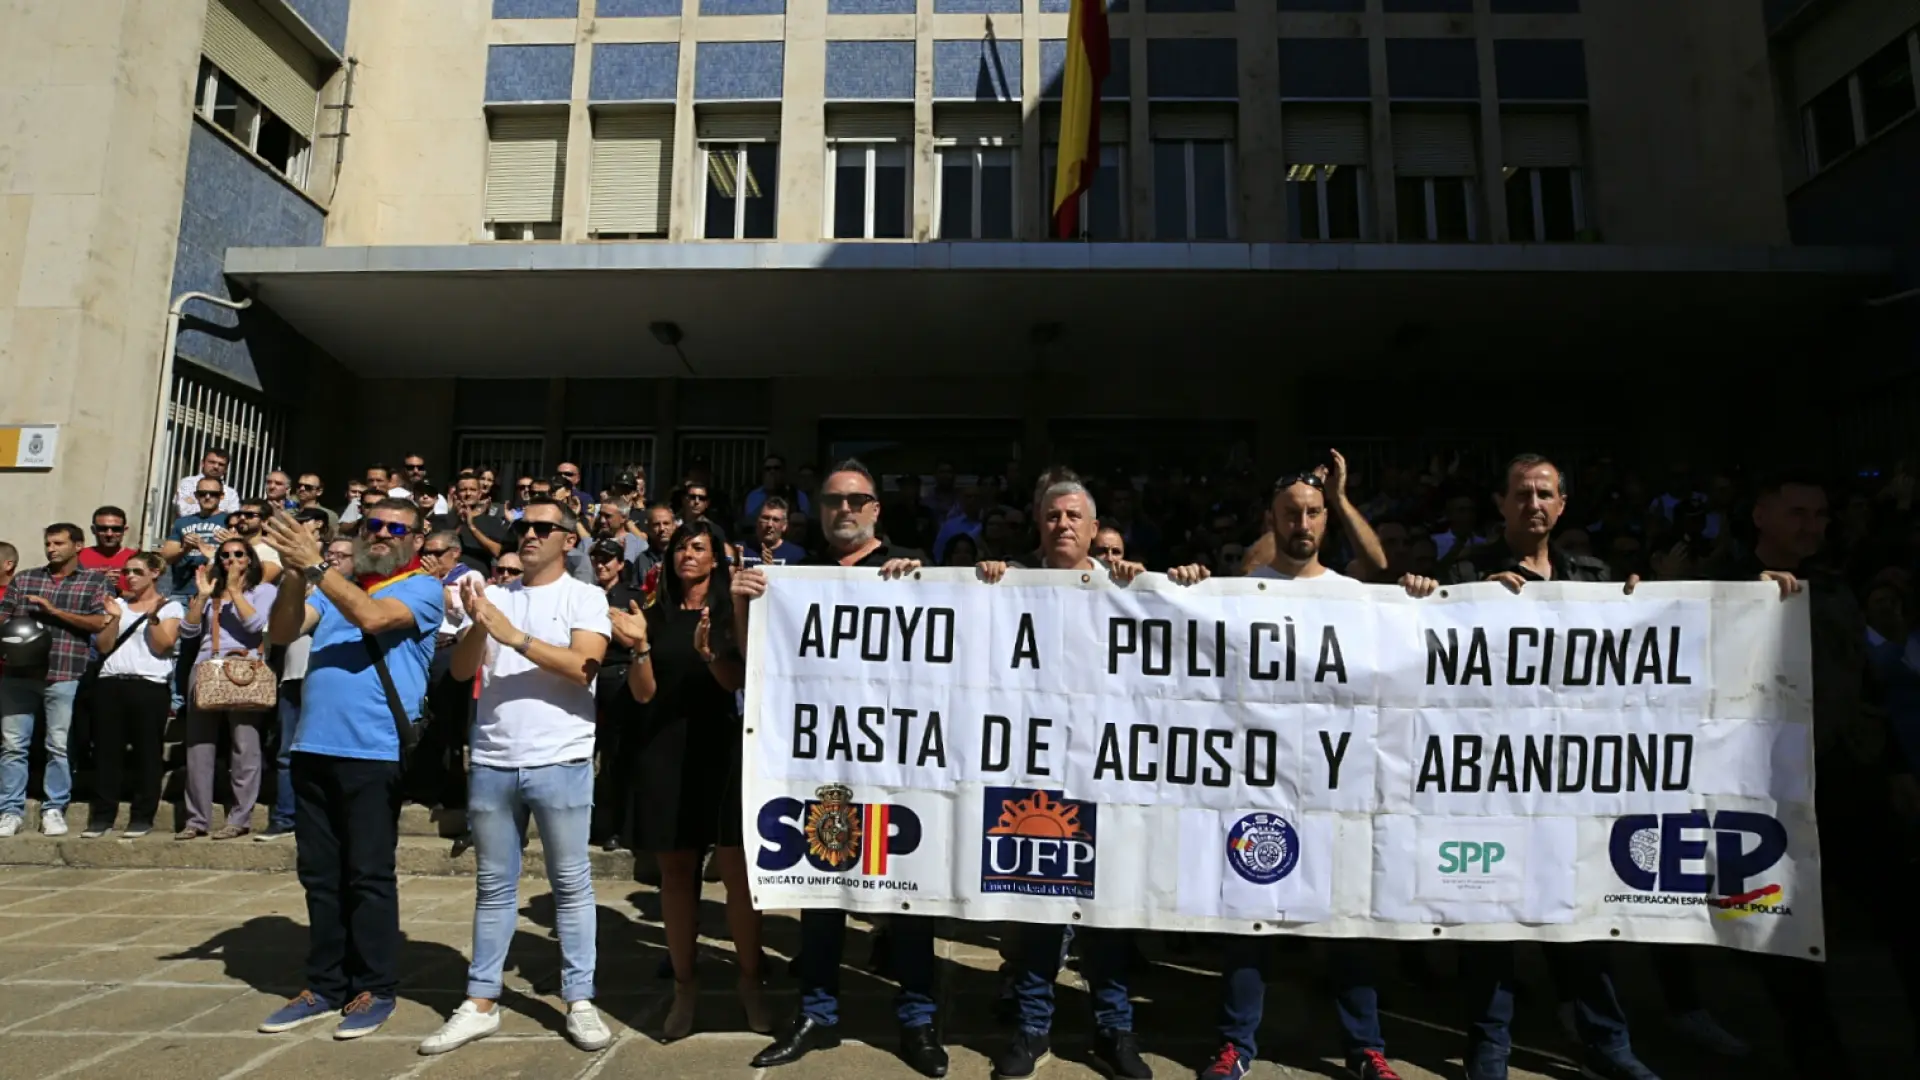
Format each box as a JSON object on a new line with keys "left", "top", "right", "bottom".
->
{"left": 422, "top": 546, "right": 455, "bottom": 557}
{"left": 233, "top": 511, "right": 260, "bottom": 519}
{"left": 509, "top": 520, "right": 566, "bottom": 539}
{"left": 218, "top": 550, "right": 252, "bottom": 562}
{"left": 93, "top": 524, "right": 125, "bottom": 533}
{"left": 195, "top": 490, "right": 222, "bottom": 498}
{"left": 820, "top": 493, "right": 877, "bottom": 511}
{"left": 1273, "top": 472, "right": 1326, "bottom": 493}
{"left": 497, "top": 566, "right": 525, "bottom": 577}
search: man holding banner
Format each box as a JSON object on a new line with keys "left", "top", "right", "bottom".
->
{"left": 734, "top": 460, "right": 951, "bottom": 1078}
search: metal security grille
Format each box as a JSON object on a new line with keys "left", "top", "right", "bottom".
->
{"left": 679, "top": 432, "right": 767, "bottom": 509}
{"left": 565, "top": 432, "right": 657, "bottom": 501}
{"left": 148, "top": 369, "right": 287, "bottom": 545}
{"left": 455, "top": 431, "right": 547, "bottom": 490}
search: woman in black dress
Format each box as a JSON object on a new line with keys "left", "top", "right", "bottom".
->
{"left": 612, "top": 520, "right": 766, "bottom": 1039}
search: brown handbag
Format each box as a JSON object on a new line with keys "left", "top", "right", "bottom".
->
{"left": 190, "top": 598, "right": 278, "bottom": 713}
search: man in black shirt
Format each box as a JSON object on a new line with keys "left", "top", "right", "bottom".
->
{"left": 733, "top": 459, "right": 945, "bottom": 1079}
{"left": 1441, "top": 454, "right": 1661, "bottom": 1080}
{"left": 592, "top": 540, "right": 647, "bottom": 849}
{"left": 448, "top": 475, "right": 506, "bottom": 575}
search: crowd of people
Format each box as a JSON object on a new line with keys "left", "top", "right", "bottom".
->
{"left": 0, "top": 440, "right": 1915, "bottom": 1080}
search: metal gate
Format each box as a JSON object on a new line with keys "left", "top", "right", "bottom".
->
{"left": 565, "top": 432, "right": 656, "bottom": 502}
{"left": 455, "top": 431, "right": 547, "bottom": 491}
{"left": 679, "top": 432, "right": 766, "bottom": 510}
{"left": 146, "top": 369, "right": 288, "bottom": 546}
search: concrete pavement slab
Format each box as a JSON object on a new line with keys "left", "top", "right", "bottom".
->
{"left": 0, "top": 1033, "right": 135, "bottom": 1076}
{"left": 86, "top": 1034, "right": 296, "bottom": 1079}
{"left": 19, "top": 985, "right": 247, "bottom": 1032}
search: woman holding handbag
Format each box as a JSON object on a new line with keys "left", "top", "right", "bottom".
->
{"left": 177, "top": 539, "right": 279, "bottom": 840}
{"left": 80, "top": 553, "right": 183, "bottom": 838}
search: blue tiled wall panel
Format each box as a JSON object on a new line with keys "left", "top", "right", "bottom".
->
{"left": 934, "top": 0, "right": 1018, "bottom": 12}
{"left": 824, "top": 40, "right": 915, "bottom": 100}
{"left": 933, "top": 39, "right": 1022, "bottom": 100}
{"left": 1040, "top": 0, "right": 1126, "bottom": 15}
{"left": 486, "top": 44, "right": 576, "bottom": 102}
{"left": 492, "top": 0, "right": 578, "bottom": 17}
{"left": 599, "top": 0, "right": 682, "bottom": 13}
{"left": 1040, "top": 38, "right": 1131, "bottom": 99}
{"left": 830, "top": 0, "right": 915, "bottom": 11}
{"left": 285, "top": 0, "right": 350, "bottom": 55}
{"left": 1277, "top": 38, "right": 1369, "bottom": 98}
{"left": 1383, "top": 0, "right": 1470, "bottom": 12}
{"left": 701, "top": 0, "right": 784, "bottom": 13}
{"left": 1147, "top": 39, "right": 1238, "bottom": 98}
{"left": 1492, "top": 0, "right": 1578, "bottom": 12}
{"left": 170, "top": 123, "right": 325, "bottom": 386}
{"left": 1279, "top": 0, "right": 1362, "bottom": 10}
{"left": 694, "top": 41, "right": 785, "bottom": 99}
{"left": 1494, "top": 39, "right": 1587, "bottom": 99}
{"left": 1385, "top": 38, "right": 1479, "bottom": 98}
{"left": 1147, "top": 0, "right": 1231, "bottom": 11}
{"left": 590, "top": 42, "right": 680, "bottom": 101}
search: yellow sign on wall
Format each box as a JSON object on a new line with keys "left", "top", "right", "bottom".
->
{"left": 0, "top": 425, "right": 59, "bottom": 469}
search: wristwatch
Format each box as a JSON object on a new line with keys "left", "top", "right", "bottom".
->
{"left": 513, "top": 631, "right": 534, "bottom": 655}
{"left": 302, "top": 563, "right": 327, "bottom": 587}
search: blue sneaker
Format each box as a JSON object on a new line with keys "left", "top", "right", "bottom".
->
{"left": 334, "top": 992, "right": 396, "bottom": 1039}
{"left": 1465, "top": 1045, "right": 1509, "bottom": 1080}
{"left": 259, "top": 989, "right": 337, "bottom": 1033}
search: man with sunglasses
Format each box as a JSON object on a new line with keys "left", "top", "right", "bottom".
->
{"left": 491, "top": 553, "right": 524, "bottom": 585}
{"left": 161, "top": 480, "right": 231, "bottom": 600}
{"left": 230, "top": 499, "right": 285, "bottom": 584}
{"left": 733, "top": 460, "right": 948, "bottom": 1079}
{"left": 294, "top": 474, "right": 339, "bottom": 534}
{"left": 258, "top": 500, "right": 444, "bottom": 1041}
{"left": 79, "top": 506, "right": 139, "bottom": 593}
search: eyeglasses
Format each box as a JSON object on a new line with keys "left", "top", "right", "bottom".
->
{"left": 405, "top": 461, "right": 426, "bottom": 469}
{"left": 296, "top": 483, "right": 319, "bottom": 492}
{"left": 195, "top": 490, "right": 222, "bottom": 499}
{"left": 422, "top": 547, "right": 455, "bottom": 557}
{"left": 218, "top": 551, "right": 251, "bottom": 563}
{"left": 497, "top": 567, "right": 524, "bottom": 578}
{"left": 685, "top": 491, "right": 710, "bottom": 502}
{"left": 509, "top": 520, "right": 565, "bottom": 539}
{"left": 232, "top": 511, "right": 260, "bottom": 520}
{"left": 1273, "top": 472, "right": 1326, "bottom": 493}
{"left": 93, "top": 524, "right": 125, "bottom": 533}
{"left": 820, "top": 493, "right": 878, "bottom": 511}
{"left": 325, "top": 549, "right": 354, "bottom": 563}
{"left": 363, "top": 520, "right": 414, "bottom": 538}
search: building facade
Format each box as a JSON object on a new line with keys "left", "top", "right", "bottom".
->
{"left": 0, "top": 0, "right": 1910, "bottom": 545}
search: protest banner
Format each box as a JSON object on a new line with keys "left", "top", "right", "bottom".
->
{"left": 740, "top": 567, "right": 1823, "bottom": 960}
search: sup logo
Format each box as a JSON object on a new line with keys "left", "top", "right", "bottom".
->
{"left": 1227, "top": 812, "right": 1300, "bottom": 885}
{"left": 1437, "top": 840, "right": 1506, "bottom": 875}
{"left": 756, "top": 783, "right": 922, "bottom": 877}
{"left": 981, "top": 788, "right": 1097, "bottom": 899}
{"left": 1606, "top": 810, "right": 1792, "bottom": 919}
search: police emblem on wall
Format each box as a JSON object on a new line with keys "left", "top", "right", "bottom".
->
{"left": 804, "top": 783, "right": 863, "bottom": 870}
{"left": 1227, "top": 812, "right": 1300, "bottom": 885}
{"left": 25, "top": 434, "right": 44, "bottom": 458}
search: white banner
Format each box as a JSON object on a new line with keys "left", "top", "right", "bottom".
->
{"left": 740, "top": 567, "right": 1824, "bottom": 959}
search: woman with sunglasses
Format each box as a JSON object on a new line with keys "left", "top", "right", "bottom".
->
{"left": 80, "top": 553, "right": 183, "bottom": 839}
{"left": 177, "top": 539, "right": 279, "bottom": 840}
{"left": 610, "top": 519, "right": 766, "bottom": 1039}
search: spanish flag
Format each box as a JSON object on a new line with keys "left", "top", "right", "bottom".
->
{"left": 1050, "top": 0, "right": 1111, "bottom": 238}
{"left": 862, "top": 803, "right": 891, "bottom": 876}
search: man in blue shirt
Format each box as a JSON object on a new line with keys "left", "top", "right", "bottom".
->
{"left": 160, "top": 480, "right": 229, "bottom": 598}
{"left": 256, "top": 501, "right": 444, "bottom": 1042}
{"left": 737, "top": 496, "right": 807, "bottom": 568}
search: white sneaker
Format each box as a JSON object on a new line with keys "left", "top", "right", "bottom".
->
{"left": 1669, "top": 1008, "right": 1750, "bottom": 1056}
{"left": 40, "top": 809, "right": 67, "bottom": 837}
{"left": 567, "top": 1000, "right": 612, "bottom": 1052}
{"left": 417, "top": 1000, "right": 501, "bottom": 1055}
{"left": 0, "top": 813, "right": 21, "bottom": 838}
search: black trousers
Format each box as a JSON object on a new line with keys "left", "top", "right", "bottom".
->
{"left": 408, "top": 644, "right": 470, "bottom": 809}
{"left": 293, "top": 752, "right": 403, "bottom": 1004}
{"left": 592, "top": 668, "right": 635, "bottom": 842}
{"left": 86, "top": 677, "right": 169, "bottom": 827}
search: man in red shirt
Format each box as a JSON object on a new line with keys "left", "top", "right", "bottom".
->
{"left": 77, "top": 507, "right": 138, "bottom": 592}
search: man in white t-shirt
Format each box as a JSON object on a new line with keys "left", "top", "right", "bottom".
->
{"left": 424, "top": 498, "right": 612, "bottom": 1057}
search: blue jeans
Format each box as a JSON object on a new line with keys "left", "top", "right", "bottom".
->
{"left": 0, "top": 678, "right": 81, "bottom": 816}
{"left": 1218, "top": 938, "right": 1379, "bottom": 1062}
{"left": 798, "top": 909, "right": 936, "bottom": 1028}
{"left": 465, "top": 760, "right": 597, "bottom": 1002}
{"left": 1012, "top": 924, "right": 1133, "bottom": 1034}
{"left": 1461, "top": 942, "right": 1632, "bottom": 1065}
{"left": 270, "top": 687, "right": 300, "bottom": 832}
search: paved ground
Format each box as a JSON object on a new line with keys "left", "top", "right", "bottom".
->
{"left": 0, "top": 865, "right": 1907, "bottom": 1080}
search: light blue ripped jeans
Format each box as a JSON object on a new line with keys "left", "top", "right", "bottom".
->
{"left": 465, "top": 759, "right": 597, "bottom": 1002}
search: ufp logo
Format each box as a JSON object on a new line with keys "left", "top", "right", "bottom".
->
{"left": 1438, "top": 840, "right": 1506, "bottom": 875}
{"left": 980, "top": 788, "right": 1097, "bottom": 899}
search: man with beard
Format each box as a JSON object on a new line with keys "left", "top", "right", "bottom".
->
{"left": 259, "top": 501, "right": 444, "bottom": 1041}
{"left": 1168, "top": 458, "right": 1434, "bottom": 1080}
{"left": 732, "top": 460, "right": 947, "bottom": 1079}
{"left": 1439, "top": 454, "right": 1660, "bottom": 1080}
{"left": 975, "top": 479, "right": 1153, "bottom": 1080}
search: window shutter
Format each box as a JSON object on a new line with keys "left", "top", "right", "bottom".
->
{"left": 825, "top": 105, "right": 913, "bottom": 141}
{"left": 934, "top": 104, "right": 1021, "bottom": 145}
{"left": 1282, "top": 105, "right": 1368, "bottom": 166}
{"left": 485, "top": 112, "right": 569, "bottom": 224}
{"left": 1789, "top": 0, "right": 1920, "bottom": 104}
{"left": 591, "top": 111, "right": 673, "bottom": 236}
{"left": 1149, "top": 105, "right": 1236, "bottom": 141}
{"left": 1041, "top": 104, "right": 1129, "bottom": 143}
{"left": 1501, "top": 112, "right": 1582, "bottom": 168}
{"left": 696, "top": 108, "right": 781, "bottom": 142}
{"left": 1392, "top": 111, "right": 1476, "bottom": 176}
{"left": 202, "top": 0, "right": 323, "bottom": 140}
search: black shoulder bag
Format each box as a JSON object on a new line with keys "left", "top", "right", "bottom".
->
{"left": 362, "top": 634, "right": 422, "bottom": 764}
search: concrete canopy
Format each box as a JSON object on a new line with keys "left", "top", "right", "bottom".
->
{"left": 223, "top": 242, "right": 1899, "bottom": 379}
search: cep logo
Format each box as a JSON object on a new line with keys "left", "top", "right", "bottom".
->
{"left": 756, "top": 783, "right": 922, "bottom": 876}
{"left": 1438, "top": 840, "right": 1505, "bottom": 875}
{"left": 1606, "top": 811, "right": 1793, "bottom": 918}
{"left": 980, "top": 788, "right": 1097, "bottom": 899}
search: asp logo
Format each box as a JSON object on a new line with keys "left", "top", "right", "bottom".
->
{"left": 1438, "top": 840, "right": 1505, "bottom": 875}
{"left": 981, "top": 788, "right": 1097, "bottom": 899}
{"left": 1606, "top": 811, "right": 1792, "bottom": 919}
{"left": 756, "top": 783, "right": 922, "bottom": 877}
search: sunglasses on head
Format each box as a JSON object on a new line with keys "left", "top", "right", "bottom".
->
{"left": 509, "top": 520, "right": 565, "bottom": 540}
{"left": 1273, "top": 472, "right": 1326, "bottom": 493}
{"left": 363, "top": 519, "right": 414, "bottom": 538}
{"left": 819, "top": 493, "right": 877, "bottom": 511}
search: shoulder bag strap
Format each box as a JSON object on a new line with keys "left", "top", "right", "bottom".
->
{"left": 95, "top": 609, "right": 154, "bottom": 667}
{"left": 361, "top": 633, "right": 418, "bottom": 751}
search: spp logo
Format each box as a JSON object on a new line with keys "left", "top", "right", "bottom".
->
{"left": 1607, "top": 811, "right": 1792, "bottom": 919}
{"left": 1437, "top": 840, "right": 1505, "bottom": 875}
{"left": 757, "top": 783, "right": 922, "bottom": 877}
{"left": 981, "top": 788, "right": 1097, "bottom": 899}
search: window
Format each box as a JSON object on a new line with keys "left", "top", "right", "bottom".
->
{"left": 702, "top": 142, "right": 778, "bottom": 239}
{"left": 1041, "top": 144, "right": 1128, "bottom": 240}
{"left": 1858, "top": 36, "right": 1917, "bottom": 137}
{"left": 1286, "top": 165, "right": 1366, "bottom": 240}
{"left": 485, "top": 111, "right": 568, "bottom": 239}
{"left": 936, "top": 147, "right": 1016, "bottom": 240}
{"left": 828, "top": 142, "right": 911, "bottom": 239}
{"left": 1503, "top": 166, "right": 1582, "bottom": 241}
{"left": 195, "top": 58, "right": 312, "bottom": 186}
{"left": 1805, "top": 79, "right": 1859, "bottom": 170}
{"left": 1152, "top": 140, "right": 1234, "bottom": 240}
{"left": 591, "top": 111, "right": 674, "bottom": 239}
{"left": 1396, "top": 176, "right": 1477, "bottom": 241}
{"left": 1803, "top": 32, "right": 1920, "bottom": 173}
